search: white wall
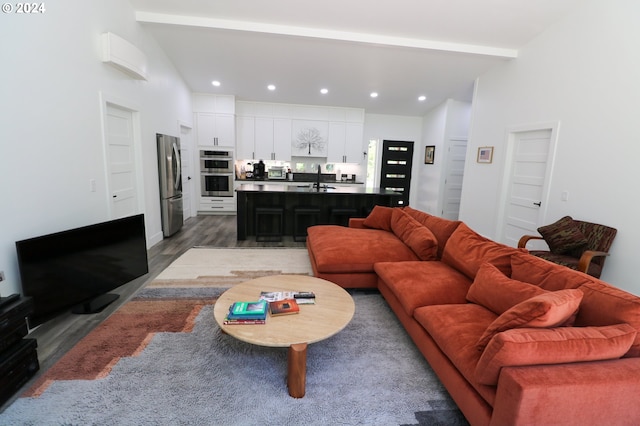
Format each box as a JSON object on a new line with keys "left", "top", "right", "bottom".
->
{"left": 0, "top": 0, "right": 193, "bottom": 295}
{"left": 364, "top": 114, "right": 423, "bottom": 206}
{"left": 461, "top": 0, "right": 640, "bottom": 293}
{"left": 416, "top": 99, "right": 471, "bottom": 214}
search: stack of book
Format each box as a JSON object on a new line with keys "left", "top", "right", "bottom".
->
{"left": 224, "top": 300, "right": 268, "bottom": 325}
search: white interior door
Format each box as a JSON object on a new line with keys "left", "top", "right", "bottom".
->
{"left": 441, "top": 137, "right": 467, "bottom": 220}
{"left": 105, "top": 103, "right": 138, "bottom": 218}
{"left": 179, "top": 123, "right": 194, "bottom": 220}
{"left": 500, "top": 127, "right": 556, "bottom": 248}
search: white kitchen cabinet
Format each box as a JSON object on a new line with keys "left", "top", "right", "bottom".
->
{"left": 254, "top": 117, "right": 274, "bottom": 160}
{"left": 327, "top": 122, "right": 346, "bottom": 163}
{"left": 273, "top": 118, "right": 292, "bottom": 160}
{"left": 236, "top": 116, "right": 255, "bottom": 159}
{"left": 195, "top": 112, "right": 235, "bottom": 147}
{"left": 328, "top": 122, "right": 363, "bottom": 164}
{"left": 192, "top": 94, "right": 235, "bottom": 114}
{"left": 236, "top": 117, "right": 292, "bottom": 161}
{"left": 345, "top": 123, "right": 364, "bottom": 163}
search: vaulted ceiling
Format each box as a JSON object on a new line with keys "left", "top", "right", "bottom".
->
{"left": 131, "top": 0, "right": 582, "bottom": 116}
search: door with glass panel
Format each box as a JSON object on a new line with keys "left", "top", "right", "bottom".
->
{"left": 380, "top": 140, "right": 414, "bottom": 206}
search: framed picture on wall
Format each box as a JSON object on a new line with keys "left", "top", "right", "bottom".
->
{"left": 477, "top": 146, "right": 494, "bottom": 163}
{"left": 424, "top": 146, "right": 435, "bottom": 164}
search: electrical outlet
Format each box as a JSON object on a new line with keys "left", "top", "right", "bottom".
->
{"left": 0, "top": 271, "right": 5, "bottom": 282}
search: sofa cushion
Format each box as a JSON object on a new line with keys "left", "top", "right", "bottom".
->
{"left": 415, "top": 304, "right": 498, "bottom": 406}
{"left": 467, "top": 263, "right": 547, "bottom": 315}
{"left": 475, "top": 324, "right": 637, "bottom": 385}
{"left": 306, "top": 225, "right": 419, "bottom": 274}
{"left": 375, "top": 261, "right": 471, "bottom": 317}
{"left": 390, "top": 209, "right": 438, "bottom": 261}
{"left": 403, "top": 206, "right": 461, "bottom": 258}
{"left": 441, "top": 223, "right": 523, "bottom": 279}
{"left": 477, "top": 289, "right": 583, "bottom": 350}
{"left": 575, "top": 279, "right": 640, "bottom": 357}
{"left": 362, "top": 205, "right": 395, "bottom": 231}
{"left": 510, "top": 251, "right": 591, "bottom": 291}
{"left": 538, "top": 216, "right": 589, "bottom": 254}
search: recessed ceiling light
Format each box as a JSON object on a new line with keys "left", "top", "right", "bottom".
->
{"left": 211, "top": 80, "right": 221, "bottom": 87}
{"left": 370, "top": 92, "right": 378, "bottom": 98}
{"left": 320, "top": 88, "right": 329, "bottom": 95}
{"left": 418, "top": 95, "right": 426, "bottom": 101}
{"left": 267, "top": 84, "right": 276, "bottom": 91}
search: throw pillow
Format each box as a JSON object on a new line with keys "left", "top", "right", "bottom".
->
{"left": 362, "top": 205, "right": 395, "bottom": 231}
{"left": 476, "top": 289, "right": 583, "bottom": 350}
{"left": 390, "top": 209, "right": 438, "bottom": 261}
{"left": 475, "top": 324, "right": 637, "bottom": 385}
{"left": 403, "top": 206, "right": 461, "bottom": 258}
{"left": 537, "top": 216, "right": 589, "bottom": 254}
{"left": 466, "top": 263, "right": 547, "bottom": 315}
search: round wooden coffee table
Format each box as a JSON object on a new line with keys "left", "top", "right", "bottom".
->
{"left": 213, "top": 274, "right": 355, "bottom": 398}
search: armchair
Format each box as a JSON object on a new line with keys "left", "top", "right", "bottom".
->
{"left": 518, "top": 218, "right": 617, "bottom": 278}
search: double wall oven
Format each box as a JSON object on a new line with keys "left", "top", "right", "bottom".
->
{"left": 200, "top": 149, "right": 234, "bottom": 197}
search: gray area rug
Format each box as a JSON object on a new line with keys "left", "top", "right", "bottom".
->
{"left": 0, "top": 289, "right": 468, "bottom": 425}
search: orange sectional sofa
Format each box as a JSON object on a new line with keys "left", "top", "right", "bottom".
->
{"left": 305, "top": 206, "right": 640, "bottom": 426}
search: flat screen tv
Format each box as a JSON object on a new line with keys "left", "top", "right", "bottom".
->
{"left": 15, "top": 214, "right": 149, "bottom": 327}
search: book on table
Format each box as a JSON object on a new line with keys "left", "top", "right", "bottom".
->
{"left": 223, "top": 317, "right": 265, "bottom": 325}
{"left": 269, "top": 298, "right": 300, "bottom": 316}
{"left": 260, "top": 291, "right": 315, "bottom": 305}
{"left": 224, "top": 300, "right": 268, "bottom": 324}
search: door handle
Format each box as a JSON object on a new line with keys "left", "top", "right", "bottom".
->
{"left": 533, "top": 202, "right": 541, "bottom": 207}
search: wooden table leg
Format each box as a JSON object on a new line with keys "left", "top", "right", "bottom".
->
{"left": 287, "top": 343, "right": 307, "bottom": 398}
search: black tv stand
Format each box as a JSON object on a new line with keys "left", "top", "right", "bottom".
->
{"left": 71, "top": 293, "right": 120, "bottom": 315}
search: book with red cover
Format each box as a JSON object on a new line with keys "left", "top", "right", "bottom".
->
{"left": 269, "top": 299, "right": 300, "bottom": 316}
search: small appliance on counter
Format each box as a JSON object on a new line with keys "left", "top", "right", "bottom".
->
{"left": 253, "top": 160, "right": 266, "bottom": 179}
{"left": 268, "top": 166, "right": 286, "bottom": 179}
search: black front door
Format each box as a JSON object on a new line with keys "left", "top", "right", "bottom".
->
{"left": 380, "top": 140, "right": 414, "bottom": 206}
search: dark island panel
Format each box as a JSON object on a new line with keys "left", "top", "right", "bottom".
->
{"left": 236, "top": 184, "right": 402, "bottom": 240}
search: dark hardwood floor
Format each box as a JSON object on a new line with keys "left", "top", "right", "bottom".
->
{"left": 11, "top": 214, "right": 304, "bottom": 409}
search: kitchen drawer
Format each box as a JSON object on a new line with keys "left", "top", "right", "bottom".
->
{"left": 199, "top": 197, "right": 236, "bottom": 213}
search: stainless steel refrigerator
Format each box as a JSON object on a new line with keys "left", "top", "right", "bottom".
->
{"left": 157, "top": 133, "right": 183, "bottom": 237}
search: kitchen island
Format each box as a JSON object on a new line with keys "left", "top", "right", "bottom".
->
{"left": 236, "top": 183, "right": 402, "bottom": 240}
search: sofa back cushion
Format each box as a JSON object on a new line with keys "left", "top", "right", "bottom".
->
{"left": 575, "top": 279, "right": 640, "bottom": 357}
{"left": 390, "top": 209, "right": 438, "bottom": 261}
{"left": 467, "top": 262, "right": 547, "bottom": 315}
{"left": 441, "top": 223, "right": 523, "bottom": 279}
{"left": 510, "top": 251, "right": 591, "bottom": 291}
{"left": 362, "top": 205, "right": 395, "bottom": 231}
{"left": 403, "top": 206, "right": 461, "bottom": 258}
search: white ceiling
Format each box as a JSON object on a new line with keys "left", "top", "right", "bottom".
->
{"left": 131, "top": 0, "right": 582, "bottom": 116}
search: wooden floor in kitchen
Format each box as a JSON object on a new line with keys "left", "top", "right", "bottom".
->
{"left": 13, "top": 214, "right": 305, "bottom": 408}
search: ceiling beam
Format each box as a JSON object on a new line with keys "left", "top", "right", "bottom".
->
{"left": 135, "top": 11, "right": 518, "bottom": 59}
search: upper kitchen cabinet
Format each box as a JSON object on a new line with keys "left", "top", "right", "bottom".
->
{"left": 194, "top": 112, "right": 235, "bottom": 147}
{"left": 273, "top": 118, "right": 292, "bottom": 159}
{"left": 192, "top": 94, "right": 235, "bottom": 114}
{"left": 236, "top": 101, "right": 363, "bottom": 160}
{"left": 236, "top": 117, "right": 293, "bottom": 160}
{"left": 328, "top": 122, "right": 364, "bottom": 163}
{"left": 236, "top": 116, "right": 255, "bottom": 159}
{"left": 192, "top": 94, "right": 236, "bottom": 147}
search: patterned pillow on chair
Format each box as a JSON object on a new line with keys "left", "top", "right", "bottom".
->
{"left": 538, "top": 216, "right": 589, "bottom": 255}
